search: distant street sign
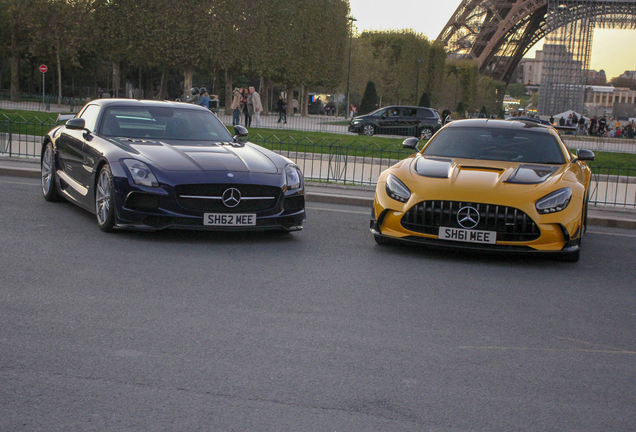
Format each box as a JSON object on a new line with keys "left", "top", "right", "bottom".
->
{"left": 39, "top": 65, "right": 48, "bottom": 73}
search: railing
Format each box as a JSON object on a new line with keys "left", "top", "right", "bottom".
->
{"left": 0, "top": 93, "right": 85, "bottom": 113}
{"left": 1, "top": 115, "right": 635, "bottom": 208}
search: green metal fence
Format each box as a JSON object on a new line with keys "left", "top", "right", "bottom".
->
{"left": 1, "top": 117, "right": 635, "bottom": 208}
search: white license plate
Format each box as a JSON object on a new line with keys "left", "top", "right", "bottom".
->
{"left": 439, "top": 227, "right": 497, "bottom": 244}
{"left": 204, "top": 213, "right": 256, "bottom": 226}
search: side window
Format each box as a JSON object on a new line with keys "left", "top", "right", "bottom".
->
{"left": 402, "top": 108, "right": 417, "bottom": 117}
{"left": 79, "top": 105, "right": 101, "bottom": 132}
{"left": 419, "top": 108, "right": 438, "bottom": 119}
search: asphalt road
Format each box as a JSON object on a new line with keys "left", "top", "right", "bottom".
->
{"left": 1, "top": 175, "right": 635, "bottom": 431}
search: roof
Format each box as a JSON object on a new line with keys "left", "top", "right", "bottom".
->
{"left": 446, "top": 118, "right": 551, "bottom": 133}
{"left": 86, "top": 98, "right": 208, "bottom": 111}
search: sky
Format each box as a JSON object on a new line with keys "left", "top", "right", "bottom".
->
{"left": 347, "top": 0, "right": 636, "bottom": 80}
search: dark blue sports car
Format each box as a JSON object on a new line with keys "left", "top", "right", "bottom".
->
{"left": 41, "top": 99, "right": 305, "bottom": 232}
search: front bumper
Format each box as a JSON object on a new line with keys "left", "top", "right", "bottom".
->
{"left": 111, "top": 177, "right": 305, "bottom": 232}
{"left": 370, "top": 194, "right": 583, "bottom": 255}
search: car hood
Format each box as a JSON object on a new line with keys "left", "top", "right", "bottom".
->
{"left": 401, "top": 156, "right": 571, "bottom": 200}
{"left": 114, "top": 138, "right": 280, "bottom": 173}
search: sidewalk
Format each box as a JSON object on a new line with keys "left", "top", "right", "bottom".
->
{"left": 2, "top": 156, "right": 636, "bottom": 230}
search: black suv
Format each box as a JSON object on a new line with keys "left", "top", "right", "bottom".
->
{"left": 348, "top": 105, "right": 442, "bottom": 139}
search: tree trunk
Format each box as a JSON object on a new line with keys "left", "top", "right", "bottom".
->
{"left": 10, "top": 35, "right": 20, "bottom": 102}
{"left": 301, "top": 85, "right": 308, "bottom": 117}
{"left": 56, "top": 41, "right": 62, "bottom": 106}
{"left": 224, "top": 69, "right": 233, "bottom": 115}
{"left": 184, "top": 65, "right": 194, "bottom": 101}
{"left": 262, "top": 77, "right": 271, "bottom": 115}
{"left": 158, "top": 65, "right": 168, "bottom": 100}
{"left": 259, "top": 76, "right": 267, "bottom": 115}
{"left": 112, "top": 61, "right": 120, "bottom": 97}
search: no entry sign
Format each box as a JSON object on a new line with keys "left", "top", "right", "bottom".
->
{"left": 39, "top": 65, "right": 48, "bottom": 73}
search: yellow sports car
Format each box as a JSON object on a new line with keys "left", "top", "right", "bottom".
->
{"left": 370, "top": 119, "right": 595, "bottom": 262}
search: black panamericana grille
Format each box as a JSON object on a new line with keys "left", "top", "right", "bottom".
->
{"left": 175, "top": 184, "right": 282, "bottom": 212}
{"left": 401, "top": 201, "right": 540, "bottom": 242}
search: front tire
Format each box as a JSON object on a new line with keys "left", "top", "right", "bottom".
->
{"left": 95, "top": 164, "right": 116, "bottom": 232}
{"left": 362, "top": 124, "right": 375, "bottom": 136}
{"left": 41, "top": 143, "right": 63, "bottom": 202}
{"left": 420, "top": 128, "right": 433, "bottom": 140}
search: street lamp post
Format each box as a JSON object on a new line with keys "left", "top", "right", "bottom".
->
{"left": 345, "top": 16, "right": 356, "bottom": 121}
{"left": 414, "top": 58, "right": 424, "bottom": 106}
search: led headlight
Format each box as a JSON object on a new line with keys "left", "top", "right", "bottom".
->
{"left": 385, "top": 174, "right": 411, "bottom": 203}
{"left": 536, "top": 187, "right": 572, "bottom": 214}
{"left": 123, "top": 159, "right": 159, "bottom": 187}
{"left": 285, "top": 164, "right": 302, "bottom": 189}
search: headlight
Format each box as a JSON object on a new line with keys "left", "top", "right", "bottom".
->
{"left": 285, "top": 164, "right": 302, "bottom": 189}
{"left": 385, "top": 174, "right": 411, "bottom": 203}
{"left": 123, "top": 159, "right": 159, "bottom": 187}
{"left": 352, "top": 119, "right": 361, "bottom": 125}
{"left": 536, "top": 187, "right": 572, "bottom": 214}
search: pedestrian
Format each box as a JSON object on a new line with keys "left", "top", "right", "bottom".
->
{"left": 249, "top": 86, "right": 263, "bottom": 127}
{"left": 231, "top": 88, "right": 242, "bottom": 126}
{"left": 549, "top": 114, "right": 554, "bottom": 124}
{"left": 276, "top": 95, "right": 287, "bottom": 124}
{"left": 241, "top": 88, "right": 251, "bottom": 128}
{"left": 98, "top": 87, "right": 103, "bottom": 98}
{"left": 442, "top": 107, "right": 452, "bottom": 125}
{"left": 293, "top": 98, "right": 299, "bottom": 114}
{"left": 197, "top": 87, "right": 210, "bottom": 109}
{"left": 588, "top": 116, "right": 597, "bottom": 135}
{"left": 598, "top": 116, "right": 607, "bottom": 136}
{"left": 187, "top": 87, "right": 200, "bottom": 104}
{"left": 577, "top": 115, "right": 585, "bottom": 133}
{"left": 559, "top": 116, "right": 565, "bottom": 126}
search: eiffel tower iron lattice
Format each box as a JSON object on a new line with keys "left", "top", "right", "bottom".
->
{"left": 436, "top": 0, "right": 636, "bottom": 115}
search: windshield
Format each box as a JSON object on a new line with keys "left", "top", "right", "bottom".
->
{"left": 422, "top": 127, "right": 566, "bottom": 164}
{"left": 100, "top": 106, "right": 234, "bottom": 142}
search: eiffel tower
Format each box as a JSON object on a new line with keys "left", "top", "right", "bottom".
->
{"left": 437, "top": 0, "right": 636, "bottom": 114}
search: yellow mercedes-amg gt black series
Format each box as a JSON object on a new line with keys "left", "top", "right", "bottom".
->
{"left": 370, "top": 119, "right": 595, "bottom": 262}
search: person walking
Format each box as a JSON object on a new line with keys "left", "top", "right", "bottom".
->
{"left": 249, "top": 86, "right": 263, "bottom": 127}
{"left": 276, "top": 95, "right": 287, "bottom": 124}
{"left": 231, "top": 88, "right": 242, "bottom": 126}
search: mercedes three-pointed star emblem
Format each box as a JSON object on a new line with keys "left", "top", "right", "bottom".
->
{"left": 222, "top": 188, "right": 241, "bottom": 208}
{"left": 457, "top": 206, "right": 480, "bottom": 229}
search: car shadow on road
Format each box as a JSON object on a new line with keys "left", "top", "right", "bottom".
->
{"left": 371, "top": 240, "right": 576, "bottom": 268}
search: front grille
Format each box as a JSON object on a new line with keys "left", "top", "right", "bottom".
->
{"left": 175, "top": 184, "right": 282, "bottom": 213}
{"left": 401, "top": 201, "right": 540, "bottom": 242}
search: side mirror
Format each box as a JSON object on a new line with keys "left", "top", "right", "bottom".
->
{"left": 65, "top": 117, "right": 91, "bottom": 138}
{"left": 233, "top": 125, "right": 248, "bottom": 137}
{"left": 402, "top": 137, "right": 419, "bottom": 150}
{"left": 573, "top": 148, "right": 595, "bottom": 162}
{"left": 66, "top": 118, "right": 86, "bottom": 130}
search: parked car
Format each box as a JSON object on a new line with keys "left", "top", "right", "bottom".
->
{"left": 41, "top": 99, "right": 305, "bottom": 232}
{"left": 348, "top": 105, "right": 442, "bottom": 139}
{"left": 370, "top": 119, "right": 595, "bottom": 262}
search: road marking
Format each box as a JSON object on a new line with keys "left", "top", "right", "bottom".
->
{"left": 588, "top": 230, "right": 636, "bottom": 238}
{"left": 306, "top": 206, "right": 369, "bottom": 215}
